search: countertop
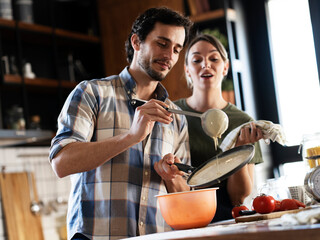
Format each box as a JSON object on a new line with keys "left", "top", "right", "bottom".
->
{"left": 126, "top": 215, "right": 320, "bottom": 240}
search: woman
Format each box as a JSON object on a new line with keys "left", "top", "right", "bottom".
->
{"left": 175, "top": 34, "right": 263, "bottom": 221}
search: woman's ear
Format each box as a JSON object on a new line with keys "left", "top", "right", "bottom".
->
{"left": 184, "top": 65, "right": 191, "bottom": 78}
{"left": 223, "top": 60, "right": 230, "bottom": 76}
{"left": 131, "top": 34, "right": 140, "bottom": 51}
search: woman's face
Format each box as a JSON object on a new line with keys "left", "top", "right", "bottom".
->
{"left": 186, "top": 40, "right": 229, "bottom": 90}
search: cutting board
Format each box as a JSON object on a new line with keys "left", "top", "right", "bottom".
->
{"left": 235, "top": 207, "right": 313, "bottom": 223}
{"left": 0, "top": 172, "right": 44, "bottom": 240}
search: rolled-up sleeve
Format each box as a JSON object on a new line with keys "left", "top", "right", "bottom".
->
{"left": 49, "top": 81, "right": 98, "bottom": 161}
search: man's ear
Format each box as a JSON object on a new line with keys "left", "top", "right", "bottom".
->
{"left": 131, "top": 34, "right": 140, "bottom": 51}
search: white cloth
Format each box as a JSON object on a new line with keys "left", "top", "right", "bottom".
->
{"left": 268, "top": 207, "right": 320, "bottom": 226}
{"left": 220, "top": 120, "right": 287, "bottom": 151}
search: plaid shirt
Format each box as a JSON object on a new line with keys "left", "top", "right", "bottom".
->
{"left": 49, "top": 67, "right": 190, "bottom": 240}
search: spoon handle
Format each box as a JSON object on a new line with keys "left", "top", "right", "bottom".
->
{"left": 131, "top": 99, "right": 202, "bottom": 118}
{"left": 166, "top": 108, "right": 202, "bottom": 118}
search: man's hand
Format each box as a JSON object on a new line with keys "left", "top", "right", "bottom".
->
{"left": 128, "top": 99, "right": 173, "bottom": 143}
{"left": 154, "top": 153, "right": 185, "bottom": 181}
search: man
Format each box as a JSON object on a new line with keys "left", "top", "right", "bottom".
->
{"left": 49, "top": 7, "right": 193, "bottom": 240}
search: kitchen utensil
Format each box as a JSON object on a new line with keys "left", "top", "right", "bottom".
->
{"left": 155, "top": 188, "right": 218, "bottom": 230}
{"left": 27, "top": 171, "right": 42, "bottom": 215}
{"left": 304, "top": 166, "right": 320, "bottom": 202}
{"left": 300, "top": 133, "right": 320, "bottom": 202}
{"left": 239, "top": 210, "right": 256, "bottom": 216}
{"left": 165, "top": 107, "right": 228, "bottom": 139}
{"left": 0, "top": 172, "right": 44, "bottom": 240}
{"left": 175, "top": 144, "right": 255, "bottom": 188}
{"left": 130, "top": 99, "right": 229, "bottom": 140}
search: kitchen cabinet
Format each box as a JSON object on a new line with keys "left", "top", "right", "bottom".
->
{"left": 0, "top": 0, "right": 104, "bottom": 137}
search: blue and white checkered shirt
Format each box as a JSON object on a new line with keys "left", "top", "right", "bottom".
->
{"left": 49, "top": 67, "right": 190, "bottom": 240}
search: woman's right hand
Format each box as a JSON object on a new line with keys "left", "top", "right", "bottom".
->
{"left": 235, "top": 122, "right": 263, "bottom": 146}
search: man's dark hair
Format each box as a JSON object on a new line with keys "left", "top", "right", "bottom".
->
{"left": 125, "top": 7, "right": 193, "bottom": 64}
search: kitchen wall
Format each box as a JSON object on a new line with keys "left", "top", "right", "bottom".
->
{"left": 0, "top": 146, "right": 70, "bottom": 240}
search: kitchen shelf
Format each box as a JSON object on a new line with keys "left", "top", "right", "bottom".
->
{"left": 0, "top": 129, "right": 54, "bottom": 147}
{"left": 3, "top": 74, "right": 77, "bottom": 89}
{"left": 0, "top": 18, "right": 100, "bottom": 44}
{"left": 0, "top": 0, "right": 102, "bottom": 139}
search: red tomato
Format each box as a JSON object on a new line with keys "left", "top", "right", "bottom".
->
{"left": 252, "top": 194, "right": 276, "bottom": 214}
{"left": 293, "top": 199, "right": 306, "bottom": 208}
{"left": 232, "top": 205, "right": 249, "bottom": 218}
{"left": 280, "top": 199, "right": 299, "bottom": 211}
{"left": 274, "top": 200, "right": 281, "bottom": 212}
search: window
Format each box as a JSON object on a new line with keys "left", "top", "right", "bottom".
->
{"left": 266, "top": 0, "right": 320, "bottom": 146}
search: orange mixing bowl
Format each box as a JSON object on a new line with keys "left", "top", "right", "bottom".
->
{"left": 156, "top": 188, "right": 218, "bottom": 230}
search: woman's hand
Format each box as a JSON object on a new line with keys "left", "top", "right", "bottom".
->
{"left": 235, "top": 122, "right": 263, "bottom": 146}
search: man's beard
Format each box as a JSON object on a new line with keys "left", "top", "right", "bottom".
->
{"left": 138, "top": 56, "right": 166, "bottom": 82}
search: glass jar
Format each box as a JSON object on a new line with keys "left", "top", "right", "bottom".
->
{"left": 259, "top": 177, "right": 291, "bottom": 201}
{"left": 300, "top": 132, "right": 320, "bottom": 170}
{"left": 6, "top": 105, "right": 26, "bottom": 130}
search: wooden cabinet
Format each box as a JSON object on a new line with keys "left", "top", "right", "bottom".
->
{"left": 0, "top": 0, "right": 104, "bottom": 135}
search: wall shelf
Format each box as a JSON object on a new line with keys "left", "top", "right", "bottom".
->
{"left": 3, "top": 75, "right": 77, "bottom": 89}
{"left": 0, "top": 18, "right": 100, "bottom": 44}
{"left": 0, "top": 129, "right": 54, "bottom": 147}
{"left": 0, "top": 0, "right": 103, "bottom": 134}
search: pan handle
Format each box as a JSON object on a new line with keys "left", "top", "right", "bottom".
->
{"left": 174, "top": 163, "right": 196, "bottom": 174}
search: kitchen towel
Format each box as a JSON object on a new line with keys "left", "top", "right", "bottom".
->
{"left": 220, "top": 120, "right": 287, "bottom": 151}
{"left": 268, "top": 207, "right": 320, "bottom": 226}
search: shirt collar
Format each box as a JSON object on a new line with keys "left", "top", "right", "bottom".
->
{"left": 119, "top": 67, "right": 169, "bottom": 102}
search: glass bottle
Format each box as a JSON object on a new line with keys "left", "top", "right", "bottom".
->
{"left": 300, "top": 132, "right": 320, "bottom": 170}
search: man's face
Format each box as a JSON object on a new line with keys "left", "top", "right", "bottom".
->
{"left": 137, "top": 22, "right": 186, "bottom": 81}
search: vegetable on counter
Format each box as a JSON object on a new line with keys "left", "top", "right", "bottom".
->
{"left": 252, "top": 194, "right": 276, "bottom": 214}
{"left": 232, "top": 205, "right": 249, "bottom": 218}
{"left": 232, "top": 195, "right": 306, "bottom": 218}
{"left": 280, "top": 198, "right": 306, "bottom": 211}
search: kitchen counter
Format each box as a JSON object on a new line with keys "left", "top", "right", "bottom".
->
{"left": 126, "top": 218, "right": 320, "bottom": 240}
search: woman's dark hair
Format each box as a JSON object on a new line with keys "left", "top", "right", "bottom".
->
{"left": 125, "top": 7, "right": 193, "bottom": 64}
